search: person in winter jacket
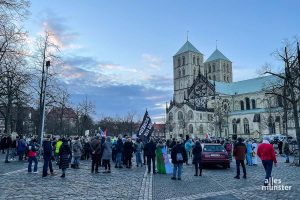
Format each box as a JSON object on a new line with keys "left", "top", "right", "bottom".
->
{"left": 55, "top": 139, "right": 62, "bottom": 165}
{"left": 71, "top": 137, "right": 83, "bottom": 169}
{"left": 184, "top": 139, "right": 194, "bottom": 165}
{"left": 42, "top": 135, "right": 55, "bottom": 177}
{"left": 123, "top": 137, "right": 134, "bottom": 168}
{"left": 115, "top": 135, "right": 124, "bottom": 168}
{"left": 257, "top": 136, "right": 277, "bottom": 186}
{"left": 17, "top": 136, "right": 27, "bottom": 161}
{"left": 144, "top": 137, "right": 157, "bottom": 173}
{"left": 246, "top": 140, "right": 253, "bottom": 166}
{"left": 134, "top": 138, "right": 144, "bottom": 167}
{"left": 283, "top": 139, "right": 291, "bottom": 163}
{"left": 59, "top": 138, "right": 72, "bottom": 178}
{"left": 27, "top": 138, "right": 39, "bottom": 173}
{"left": 171, "top": 139, "right": 187, "bottom": 180}
{"left": 233, "top": 137, "right": 247, "bottom": 179}
{"left": 102, "top": 136, "right": 112, "bottom": 173}
{"left": 192, "top": 141, "right": 202, "bottom": 176}
{"left": 90, "top": 135, "right": 101, "bottom": 173}
{"left": 3, "top": 135, "right": 12, "bottom": 163}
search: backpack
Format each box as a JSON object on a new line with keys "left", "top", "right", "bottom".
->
{"left": 225, "top": 143, "right": 232, "bottom": 152}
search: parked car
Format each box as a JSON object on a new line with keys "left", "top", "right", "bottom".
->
{"left": 201, "top": 143, "right": 230, "bottom": 169}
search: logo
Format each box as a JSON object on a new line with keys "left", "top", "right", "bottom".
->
{"left": 261, "top": 177, "right": 292, "bottom": 191}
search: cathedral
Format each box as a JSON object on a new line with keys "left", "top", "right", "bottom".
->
{"left": 165, "top": 40, "right": 292, "bottom": 140}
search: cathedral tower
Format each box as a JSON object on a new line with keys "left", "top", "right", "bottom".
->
{"left": 173, "top": 41, "right": 204, "bottom": 103}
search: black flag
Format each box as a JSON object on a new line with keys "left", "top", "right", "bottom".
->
{"left": 137, "top": 110, "right": 154, "bottom": 141}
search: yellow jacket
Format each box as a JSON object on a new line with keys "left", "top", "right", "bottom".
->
{"left": 55, "top": 140, "right": 62, "bottom": 154}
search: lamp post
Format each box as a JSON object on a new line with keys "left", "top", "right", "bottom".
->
{"left": 39, "top": 60, "right": 50, "bottom": 145}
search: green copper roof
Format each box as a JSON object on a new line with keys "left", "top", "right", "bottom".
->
{"left": 205, "top": 49, "right": 230, "bottom": 62}
{"left": 175, "top": 41, "right": 202, "bottom": 56}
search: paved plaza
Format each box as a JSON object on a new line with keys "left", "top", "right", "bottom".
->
{"left": 0, "top": 154, "right": 299, "bottom": 200}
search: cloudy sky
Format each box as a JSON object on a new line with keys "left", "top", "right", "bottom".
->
{"left": 25, "top": 0, "right": 300, "bottom": 121}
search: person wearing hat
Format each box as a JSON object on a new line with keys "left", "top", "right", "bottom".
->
{"left": 233, "top": 137, "right": 247, "bottom": 179}
{"left": 257, "top": 136, "right": 277, "bottom": 186}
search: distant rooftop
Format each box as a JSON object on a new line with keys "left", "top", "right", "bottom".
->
{"left": 175, "top": 41, "right": 202, "bottom": 56}
{"left": 205, "top": 49, "right": 230, "bottom": 63}
{"left": 210, "top": 75, "right": 281, "bottom": 95}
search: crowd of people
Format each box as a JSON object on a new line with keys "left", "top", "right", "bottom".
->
{"left": 0, "top": 133, "right": 294, "bottom": 185}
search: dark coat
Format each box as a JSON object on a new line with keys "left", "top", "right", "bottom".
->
{"left": 115, "top": 139, "right": 124, "bottom": 153}
{"left": 192, "top": 143, "right": 202, "bottom": 164}
{"left": 43, "top": 139, "right": 52, "bottom": 159}
{"left": 3, "top": 136, "right": 12, "bottom": 149}
{"left": 123, "top": 141, "right": 134, "bottom": 158}
{"left": 144, "top": 141, "right": 156, "bottom": 157}
{"left": 171, "top": 144, "right": 187, "bottom": 164}
{"left": 59, "top": 141, "right": 72, "bottom": 169}
{"left": 233, "top": 142, "right": 247, "bottom": 160}
{"left": 90, "top": 137, "right": 101, "bottom": 155}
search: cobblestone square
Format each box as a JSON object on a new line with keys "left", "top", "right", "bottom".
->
{"left": 1, "top": 154, "right": 299, "bottom": 200}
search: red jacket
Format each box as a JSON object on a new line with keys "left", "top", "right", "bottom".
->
{"left": 257, "top": 143, "right": 277, "bottom": 163}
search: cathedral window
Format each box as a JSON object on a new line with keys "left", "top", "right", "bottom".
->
{"left": 277, "top": 96, "right": 283, "bottom": 107}
{"left": 268, "top": 116, "right": 276, "bottom": 134}
{"left": 199, "top": 113, "right": 203, "bottom": 120}
{"left": 243, "top": 118, "right": 250, "bottom": 134}
{"left": 199, "top": 124, "right": 204, "bottom": 134}
{"left": 251, "top": 99, "right": 256, "bottom": 109}
{"left": 213, "top": 64, "right": 216, "bottom": 72}
{"left": 178, "top": 111, "right": 183, "bottom": 120}
{"left": 209, "top": 65, "right": 211, "bottom": 73}
{"left": 188, "top": 110, "right": 194, "bottom": 120}
{"left": 193, "top": 56, "right": 195, "bottom": 65}
{"left": 232, "top": 119, "right": 237, "bottom": 134}
{"left": 178, "top": 58, "right": 181, "bottom": 67}
{"left": 224, "top": 75, "right": 226, "bottom": 81}
{"left": 182, "top": 68, "right": 185, "bottom": 76}
{"left": 240, "top": 101, "right": 244, "bottom": 110}
{"left": 169, "top": 112, "right": 173, "bottom": 121}
{"left": 189, "top": 124, "right": 193, "bottom": 134}
{"left": 178, "top": 69, "right": 181, "bottom": 77}
{"left": 182, "top": 56, "right": 185, "bottom": 65}
{"left": 193, "top": 68, "right": 196, "bottom": 76}
{"left": 245, "top": 97, "right": 250, "bottom": 110}
{"left": 197, "top": 57, "right": 200, "bottom": 65}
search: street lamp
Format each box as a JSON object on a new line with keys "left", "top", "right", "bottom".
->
{"left": 39, "top": 60, "right": 50, "bottom": 145}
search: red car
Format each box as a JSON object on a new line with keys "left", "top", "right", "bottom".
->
{"left": 201, "top": 143, "right": 230, "bottom": 169}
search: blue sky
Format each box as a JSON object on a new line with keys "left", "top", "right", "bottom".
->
{"left": 26, "top": 0, "right": 300, "bottom": 121}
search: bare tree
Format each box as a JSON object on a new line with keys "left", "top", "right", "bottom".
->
{"left": 264, "top": 41, "right": 300, "bottom": 163}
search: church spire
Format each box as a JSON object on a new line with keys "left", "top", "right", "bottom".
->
{"left": 216, "top": 40, "right": 218, "bottom": 50}
{"left": 187, "top": 31, "right": 189, "bottom": 41}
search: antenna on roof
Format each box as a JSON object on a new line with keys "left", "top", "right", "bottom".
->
{"left": 187, "top": 31, "right": 189, "bottom": 41}
{"left": 216, "top": 40, "right": 218, "bottom": 50}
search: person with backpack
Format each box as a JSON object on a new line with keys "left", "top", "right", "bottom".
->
{"left": 27, "top": 138, "right": 39, "bottom": 173}
{"left": 17, "top": 136, "right": 27, "bottom": 161}
{"left": 171, "top": 139, "right": 187, "bottom": 180}
{"left": 71, "top": 137, "right": 83, "bottom": 169}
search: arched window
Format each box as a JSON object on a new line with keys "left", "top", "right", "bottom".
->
{"left": 209, "top": 65, "right": 211, "bottom": 73}
{"left": 189, "top": 124, "right": 193, "bottom": 134}
{"left": 243, "top": 118, "right": 250, "bottom": 134}
{"left": 182, "top": 56, "right": 185, "bottom": 66}
{"left": 268, "top": 116, "right": 276, "bottom": 134}
{"left": 240, "top": 101, "right": 245, "bottom": 110}
{"left": 169, "top": 112, "right": 173, "bottom": 121}
{"left": 193, "top": 68, "right": 196, "bottom": 76}
{"left": 232, "top": 119, "right": 237, "bottom": 134}
{"left": 245, "top": 97, "right": 250, "bottom": 110}
{"left": 197, "top": 57, "right": 200, "bottom": 65}
{"left": 193, "top": 56, "right": 195, "bottom": 65}
{"left": 178, "top": 69, "right": 181, "bottom": 77}
{"left": 227, "top": 76, "right": 229, "bottom": 82}
{"left": 277, "top": 96, "right": 283, "bottom": 107}
{"left": 182, "top": 68, "right": 185, "bottom": 76}
{"left": 251, "top": 99, "right": 256, "bottom": 109}
{"left": 188, "top": 110, "right": 194, "bottom": 120}
{"left": 178, "top": 58, "right": 181, "bottom": 67}
{"left": 224, "top": 75, "right": 226, "bottom": 81}
{"left": 178, "top": 111, "right": 183, "bottom": 120}
{"left": 199, "top": 124, "right": 204, "bottom": 134}
{"left": 213, "top": 63, "right": 216, "bottom": 72}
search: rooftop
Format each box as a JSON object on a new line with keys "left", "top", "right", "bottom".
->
{"left": 175, "top": 41, "right": 202, "bottom": 56}
{"left": 211, "top": 75, "right": 281, "bottom": 95}
{"left": 205, "top": 49, "right": 230, "bottom": 63}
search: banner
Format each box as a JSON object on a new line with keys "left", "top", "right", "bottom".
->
{"left": 137, "top": 110, "right": 154, "bottom": 141}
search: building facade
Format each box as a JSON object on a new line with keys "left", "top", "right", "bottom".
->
{"left": 166, "top": 40, "right": 293, "bottom": 139}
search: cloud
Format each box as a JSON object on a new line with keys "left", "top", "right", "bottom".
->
{"left": 142, "top": 54, "right": 163, "bottom": 69}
